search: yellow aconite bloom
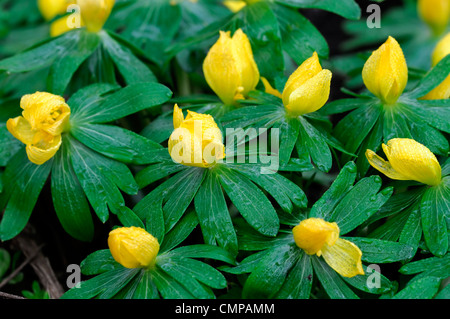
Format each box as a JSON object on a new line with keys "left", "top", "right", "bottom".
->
{"left": 418, "top": 0, "right": 450, "bottom": 35}
{"left": 108, "top": 227, "right": 160, "bottom": 269}
{"left": 293, "top": 218, "right": 364, "bottom": 278}
{"left": 362, "top": 36, "right": 408, "bottom": 105}
{"left": 6, "top": 92, "right": 70, "bottom": 165}
{"left": 223, "top": 0, "right": 260, "bottom": 12}
{"left": 261, "top": 77, "right": 282, "bottom": 99}
{"left": 50, "top": 13, "right": 84, "bottom": 37}
{"left": 421, "top": 32, "right": 450, "bottom": 100}
{"left": 168, "top": 104, "right": 225, "bottom": 168}
{"left": 77, "top": 0, "right": 115, "bottom": 32}
{"left": 203, "top": 29, "right": 260, "bottom": 106}
{"left": 282, "top": 52, "right": 332, "bottom": 117}
{"left": 38, "top": 0, "right": 76, "bottom": 21}
{"left": 366, "top": 138, "right": 442, "bottom": 186}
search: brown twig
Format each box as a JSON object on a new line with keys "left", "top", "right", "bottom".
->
{"left": 0, "top": 291, "right": 25, "bottom": 299}
{"left": 0, "top": 244, "right": 43, "bottom": 290}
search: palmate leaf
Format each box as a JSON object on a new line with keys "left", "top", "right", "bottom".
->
{"left": 62, "top": 213, "right": 234, "bottom": 299}
{"left": 274, "top": 0, "right": 361, "bottom": 20}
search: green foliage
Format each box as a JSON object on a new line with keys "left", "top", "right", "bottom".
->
{"left": 0, "top": 0, "right": 449, "bottom": 301}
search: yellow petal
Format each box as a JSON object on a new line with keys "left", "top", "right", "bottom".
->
{"left": 173, "top": 104, "right": 184, "bottom": 129}
{"left": 261, "top": 77, "right": 282, "bottom": 99}
{"left": 26, "top": 132, "right": 62, "bottom": 165}
{"left": 108, "top": 227, "right": 160, "bottom": 269}
{"left": 362, "top": 36, "right": 408, "bottom": 104}
{"left": 282, "top": 52, "right": 323, "bottom": 107}
{"left": 420, "top": 74, "right": 450, "bottom": 100}
{"left": 383, "top": 138, "right": 442, "bottom": 186}
{"left": 77, "top": 0, "right": 115, "bottom": 33}
{"left": 365, "top": 149, "right": 411, "bottom": 181}
{"left": 38, "top": 0, "right": 75, "bottom": 21}
{"left": 168, "top": 106, "right": 225, "bottom": 167}
{"left": 50, "top": 13, "right": 84, "bottom": 37}
{"left": 20, "top": 92, "right": 71, "bottom": 136}
{"left": 418, "top": 0, "right": 450, "bottom": 36}
{"left": 321, "top": 238, "right": 365, "bottom": 278}
{"left": 223, "top": 0, "right": 247, "bottom": 12}
{"left": 6, "top": 116, "right": 36, "bottom": 145}
{"left": 202, "top": 29, "right": 259, "bottom": 105}
{"left": 285, "top": 69, "right": 332, "bottom": 116}
{"left": 293, "top": 218, "right": 339, "bottom": 256}
{"left": 431, "top": 32, "right": 450, "bottom": 67}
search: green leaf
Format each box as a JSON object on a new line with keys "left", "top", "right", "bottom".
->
{"left": 277, "top": 115, "right": 300, "bottom": 165}
{"left": 80, "top": 249, "right": 120, "bottom": 276}
{"left": 68, "top": 136, "right": 138, "bottom": 222}
{"left": 158, "top": 258, "right": 215, "bottom": 299}
{"left": 406, "top": 55, "right": 450, "bottom": 99}
{"left": 398, "top": 205, "right": 422, "bottom": 256}
{"left": 151, "top": 266, "right": 194, "bottom": 299}
{"left": 0, "top": 248, "right": 11, "bottom": 279}
{"left": 242, "top": 244, "right": 300, "bottom": 299}
{"left": 275, "top": 0, "right": 361, "bottom": 19}
{"left": 47, "top": 30, "right": 100, "bottom": 95}
{"left": 400, "top": 254, "right": 450, "bottom": 280}
{"left": 232, "top": 2, "right": 284, "bottom": 78}
{"left": 319, "top": 98, "right": 371, "bottom": 116}
{"left": 334, "top": 102, "right": 382, "bottom": 155}
{"left": 310, "top": 161, "right": 357, "bottom": 220}
{"left": 274, "top": 250, "right": 313, "bottom": 299}
{"left": 166, "top": 244, "right": 236, "bottom": 265}
{"left": 217, "top": 164, "right": 279, "bottom": 237}
{"left": 343, "top": 264, "right": 393, "bottom": 295}
{"left": 272, "top": 4, "right": 328, "bottom": 63}
{"left": 0, "top": 123, "right": 22, "bottom": 166}
{"left": 383, "top": 107, "right": 413, "bottom": 142}
{"left": 345, "top": 237, "right": 414, "bottom": 263}
{"left": 71, "top": 123, "right": 164, "bottom": 165}
{"left": 194, "top": 170, "right": 238, "bottom": 256}
{"left": 331, "top": 176, "right": 393, "bottom": 234}
{"left": 61, "top": 267, "right": 140, "bottom": 299}
{"left": 420, "top": 180, "right": 449, "bottom": 257}
{"left": 0, "top": 149, "right": 52, "bottom": 241}
{"left": 135, "top": 161, "right": 185, "bottom": 189}
{"left": 0, "top": 30, "right": 80, "bottom": 73}
{"left": 132, "top": 271, "right": 159, "bottom": 299}
{"left": 312, "top": 256, "right": 359, "bottom": 299}
{"left": 159, "top": 210, "right": 199, "bottom": 253}
{"left": 297, "top": 116, "right": 332, "bottom": 172}
{"left": 392, "top": 276, "right": 441, "bottom": 299}
{"left": 51, "top": 137, "right": 94, "bottom": 242}
{"left": 100, "top": 30, "right": 157, "bottom": 85}
{"left": 236, "top": 221, "right": 295, "bottom": 251}
{"left": 73, "top": 82, "right": 172, "bottom": 124}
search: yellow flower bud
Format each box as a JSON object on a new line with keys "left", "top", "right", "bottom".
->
{"left": 293, "top": 218, "right": 364, "bottom": 278}
{"left": 362, "top": 36, "right": 408, "bottom": 105}
{"left": 223, "top": 0, "right": 261, "bottom": 12}
{"left": 282, "top": 52, "right": 332, "bottom": 116}
{"left": 6, "top": 92, "right": 70, "bottom": 165}
{"left": 76, "top": 0, "right": 115, "bottom": 33}
{"left": 168, "top": 104, "right": 225, "bottom": 168}
{"left": 418, "top": 0, "right": 450, "bottom": 35}
{"left": 203, "top": 29, "right": 260, "bottom": 106}
{"left": 49, "top": 13, "right": 84, "bottom": 37}
{"left": 366, "top": 138, "right": 442, "bottom": 186}
{"left": 108, "top": 227, "right": 160, "bottom": 269}
{"left": 38, "top": 0, "right": 76, "bottom": 21}
{"left": 421, "top": 32, "right": 450, "bottom": 100}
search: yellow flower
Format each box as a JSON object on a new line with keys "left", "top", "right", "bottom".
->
{"left": 421, "top": 32, "right": 450, "bottom": 100}
{"left": 293, "top": 218, "right": 364, "bottom": 278}
{"left": 282, "top": 52, "right": 332, "bottom": 117}
{"left": 261, "top": 77, "right": 282, "bottom": 99}
{"left": 76, "top": 0, "right": 115, "bottom": 33}
{"left": 362, "top": 36, "right": 408, "bottom": 105}
{"left": 6, "top": 92, "right": 71, "bottom": 165}
{"left": 417, "top": 0, "right": 450, "bottom": 35}
{"left": 108, "top": 227, "right": 160, "bottom": 269}
{"left": 168, "top": 104, "right": 225, "bottom": 168}
{"left": 366, "top": 138, "right": 442, "bottom": 186}
{"left": 49, "top": 13, "right": 84, "bottom": 37}
{"left": 38, "top": 0, "right": 76, "bottom": 21}
{"left": 203, "top": 29, "right": 260, "bottom": 106}
{"left": 223, "top": 0, "right": 261, "bottom": 12}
